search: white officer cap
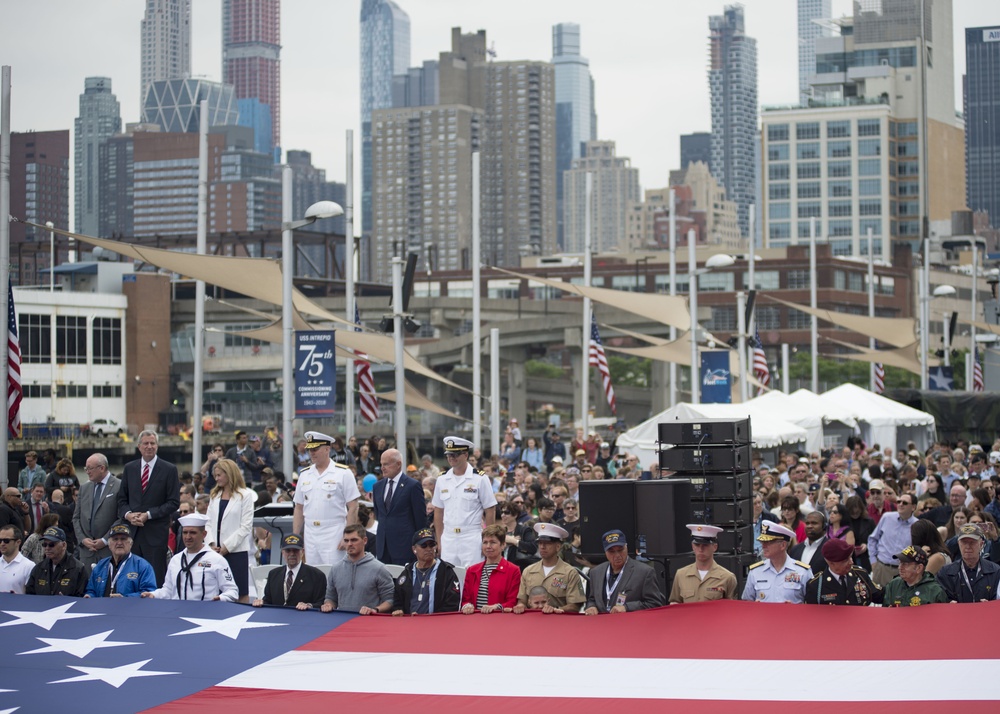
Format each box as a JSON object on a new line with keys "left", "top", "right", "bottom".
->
{"left": 534, "top": 522, "right": 569, "bottom": 542}
{"left": 443, "top": 436, "right": 474, "bottom": 453}
{"left": 304, "top": 431, "right": 334, "bottom": 449}
{"left": 686, "top": 523, "right": 723, "bottom": 544}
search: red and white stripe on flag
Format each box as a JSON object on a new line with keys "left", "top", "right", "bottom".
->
{"left": 7, "top": 280, "right": 22, "bottom": 438}
{"left": 355, "top": 357, "right": 378, "bottom": 422}
{"left": 874, "top": 362, "right": 885, "bottom": 394}
{"left": 973, "top": 349, "right": 984, "bottom": 392}
{"left": 588, "top": 312, "right": 616, "bottom": 414}
{"left": 163, "top": 600, "right": 1000, "bottom": 713}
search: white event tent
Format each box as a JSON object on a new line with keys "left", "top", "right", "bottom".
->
{"left": 818, "top": 383, "right": 935, "bottom": 452}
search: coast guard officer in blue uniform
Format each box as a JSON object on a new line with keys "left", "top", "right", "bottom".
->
{"left": 742, "top": 521, "right": 812, "bottom": 603}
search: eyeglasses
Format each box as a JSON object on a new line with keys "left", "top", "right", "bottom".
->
{"left": 540, "top": 506, "right": 555, "bottom": 511}
{"left": 869, "top": 489, "right": 882, "bottom": 494}
{"left": 415, "top": 542, "right": 437, "bottom": 549}
{"left": 42, "top": 542, "right": 60, "bottom": 548}
{"left": 0, "top": 538, "right": 15, "bottom": 544}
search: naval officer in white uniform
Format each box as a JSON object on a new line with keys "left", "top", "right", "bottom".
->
{"left": 292, "top": 431, "right": 360, "bottom": 566}
{"left": 432, "top": 437, "right": 497, "bottom": 568}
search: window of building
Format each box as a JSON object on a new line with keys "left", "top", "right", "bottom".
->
{"left": 798, "top": 202, "right": 821, "bottom": 218}
{"left": 828, "top": 141, "right": 851, "bottom": 158}
{"left": 828, "top": 161, "right": 852, "bottom": 177}
{"left": 698, "top": 273, "right": 735, "bottom": 292}
{"left": 797, "top": 143, "right": 820, "bottom": 160}
{"left": 767, "top": 124, "right": 789, "bottom": 142}
{"left": 798, "top": 182, "right": 821, "bottom": 199}
{"left": 787, "top": 270, "right": 810, "bottom": 289}
{"left": 858, "top": 139, "right": 881, "bottom": 157}
{"left": 224, "top": 325, "right": 265, "bottom": 348}
{"left": 798, "top": 222, "right": 814, "bottom": 238}
{"left": 55, "top": 316, "right": 86, "bottom": 365}
{"left": 858, "top": 119, "right": 881, "bottom": 136}
{"left": 56, "top": 384, "right": 88, "bottom": 398}
{"left": 796, "top": 123, "right": 820, "bottom": 140}
{"left": 788, "top": 308, "right": 811, "bottom": 329}
{"left": 859, "top": 218, "right": 883, "bottom": 236}
{"left": 828, "top": 181, "right": 852, "bottom": 198}
{"left": 708, "top": 306, "right": 736, "bottom": 331}
{"left": 898, "top": 181, "right": 919, "bottom": 197}
{"left": 743, "top": 271, "right": 780, "bottom": 290}
{"left": 92, "top": 317, "right": 121, "bottom": 365}
{"left": 827, "top": 121, "right": 851, "bottom": 138}
{"left": 769, "top": 164, "right": 790, "bottom": 181}
{"left": 756, "top": 306, "right": 781, "bottom": 330}
{"left": 93, "top": 385, "right": 123, "bottom": 398}
{"left": 611, "top": 275, "right": 642, "bottom": 292}
{"left": 829, "top": 219, "right": 853, "bottom": 236}
{"left": 769, "top": 222, "right": 791, "bottom": 240}
{"left": 768, "top": 144, "right": 789, "bottom": 161}
{"left": 769, "top": 183, "right": 790, "bottom": 200}
{"left": 858, "top": 199, "right": 882, "bottom": 216}
{"left": 858, "top": 159, "right": 881, "bottom": 176}
{"left": 829, "top": 200, "right": 852, "bottom": 217}
{"left": 24, "top": 385, "right": 51, "bottom": 398}
{"left": 880, "top": 276, "right": 895, "bottom": 295}
{"left": 19, "top": 313, "right": 50, "bottom": 364}
{"left": 831, "top": 240, "right": 854, "bottom": 257}
{"left": 798, "top": 162, "right": 821, "bottom": 179}
{"left": 858, "top": 178, "right": 881, "bottom": 196}
{"left": 770, "top": 203, "right": 790, "bottom": 220}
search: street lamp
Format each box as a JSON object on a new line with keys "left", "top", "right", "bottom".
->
{"left": 281, "top": 173, "right": 344, "bottom": 479}
{"left": 920, "top": 283, "right": 956, "bottom": 390}
{"left": 688, "top": 231, "right": 735, "bottom": 404}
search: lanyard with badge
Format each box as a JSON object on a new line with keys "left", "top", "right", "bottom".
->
{"left": 960, "top": 561, "right": 982, "bottom": 599}
{"left": 415, "top": 561, "right": 440, "bottom": 610}
{"left": 604, "top": 567, "right": 625, "bottom": 612}
{"left": 109, "top": 554, "right": 131, "bottom": 595}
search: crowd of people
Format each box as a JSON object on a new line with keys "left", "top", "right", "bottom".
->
{"left": 2, "top": 422, "right": 1000, "bottom": 614}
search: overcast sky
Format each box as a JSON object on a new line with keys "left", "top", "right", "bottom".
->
{"left": 3, "top": 0, "right": 999, "bottom": 227}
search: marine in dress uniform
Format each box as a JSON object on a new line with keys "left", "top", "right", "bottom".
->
{"left": 292, "top": 431, "right": 361, "bottom": 566}
{"left": 143, "top": 514, "right": 238, "bottom": 602}
{"left": 515, "top": 523, "right": 586, "bottom": 613}
{"left": 742, "top": 521, "right": 813, "bottom": 604}
{"left": 805, "top": 537, "right": 883, "bottom": 606}
{"left": 432, "top": 437, "right": 497, "bottom": 568}
{"left": 668, "top": 524, "right": 738, "bottom": 603}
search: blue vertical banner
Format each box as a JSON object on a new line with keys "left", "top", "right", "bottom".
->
{"left": 700, "top": 350, "right": 732, "bottom": 404}
{"left": 295, "top": 330, "right": 336, "bottom": 417}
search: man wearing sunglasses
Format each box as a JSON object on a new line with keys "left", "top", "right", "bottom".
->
{"left": 432, "top": 436, "right": 496, "bottom": 568}
{"left": 391, "top": 528, "right": 462, "bottom": 615}
{"left": 24, "top": 527, "right": 88, "bottom": 597}
{"left": 0, "top": 525, "right": 34, "bottom": 593}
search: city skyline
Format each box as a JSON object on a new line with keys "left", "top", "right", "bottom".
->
{"left": 3, "top": 0, "right": 999, "bottom": 231}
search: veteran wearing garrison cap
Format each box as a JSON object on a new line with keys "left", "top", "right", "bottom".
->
{"left": 513, "top": 523, "right": 586, "bottom": 614}
{"left": 668, "top": 524, "right": 738, "bottom": 604}
{"left": 292, "top": 431, "right": 361, "bottom": 567}
{"left": 431, "top": 436, "right": 497, "bottom": 568}
{"left": 741, "top": 521, "right": 813, "bottom": 603}
{"left": 583, "top": 529, "right": 665, "bottom": 614}
{"left": 805, "top": 537, "right": 883, "bottom": 606}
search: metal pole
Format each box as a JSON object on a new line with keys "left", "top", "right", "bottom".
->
{"left": 809, "top": 217, "right": 818, "bottom": 393}
{"left": 781, "top": 344, "right": 790, "bottom": 394}
{"left": 192, "top": 99, "right": 207, "bottom": 474}
{"left": 970, "top": 240, "right": 978, "bottom": 389}
{"left": 689, "top": 229, "right": 699, "bottom": 404}
{"left": 943, "top": 313, "right": 950, "bottom": 367}
{"left": 47, "top": 221, "right": 54, "bottom": 292}
{"left": 391, "top": 257, "right": 407, "bottom": 464}
{"left": 345, "top": 130, "right": 355, "bottom": 437}
{"left": 281, "top": 166, "right": 295, "bottom": 479}
{"left": 0, "top": 66, "right": 10, "bottom": 456}
{"left": 920, "top": 238, "right": 929, "bottom": 390}
{"left": 668, "top": 188, "right": 677, "bottom": 407}
{"left": 737, "top": 291, "right": 748, "bottom": 402}
{"left": 472, "top": 151, "right": 481, "bottom": 449}
{"left": 748, "top": 203, "right": 757, "bottom": 397}
{"left": 582, "top": 173, "right": 592, "bottom": 435}
{"left": 867, "top": 227, "right": 875, "bottom": 392}
{"left": 490, "top": 327, "right": 500, "bottom": 457}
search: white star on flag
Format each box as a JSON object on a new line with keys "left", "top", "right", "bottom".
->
{"left": 169, "top": 611, "right": 287, "bottom": 640}
{"left": 50, "top": 659, "right": 178, "bottom": 689}
{"left": 0, "top": 706, "right": 18, "bottom": 714}
{"left": 0, "top": 603, "right": 102, "bottom": 632}
{"left": 18, "top": 630, "right": 141, "bottom": 659}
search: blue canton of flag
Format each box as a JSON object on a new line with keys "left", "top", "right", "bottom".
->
{"left": 928, "top": 365, "right": 954, "bottom": 391}
{"left": 0, "top": 594, "right": 357, "bottom": 713}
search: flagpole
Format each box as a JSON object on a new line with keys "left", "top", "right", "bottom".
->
{"left": 581, "top": 172, "right": 592, "bottom": 439}
{"left": 1, "top": 66, "right": 11, "bottom": 453}
{"left": 668, "top": 187, "right": 677, "bottom": 407}
{"left": 747, "top": 204, "right": 757, "bottom": 396}
{"left": 490, "top": 327, "right": 500, "bottom": 457}
{"left": 472, "top": 151, "right": 481, "bottom": 450}
{"left": 809, "top": 217, "right": 818, "bottom": 393}
{"left": 192, "top": 100, "right": 207, "bottom": 474}
{"left": 345, "top": 130, "right": 355, "bottom": 436}
{"left": 970, "top": 240, "right": 978, "bottom": 390}
{"left": 867, "top": 228, "right": 875, "bottom": 392}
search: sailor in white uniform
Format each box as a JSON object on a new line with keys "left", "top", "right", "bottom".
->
{"left": 292, "top": 431, "right": 360, "bottom": 566}
{"left": 142, "top": 513, "right": 238, "bottom": 601}
{"left": 432, "top": 437, "right": 497, "bottom": 568}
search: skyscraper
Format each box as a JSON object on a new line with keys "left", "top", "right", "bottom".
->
{"left": 140, "top": 0, "right": 191, "bottom": 111}
{"left": 709, "top": 4, "right": 758, "bottom": 239}
{"left": 563, "top": 141, "right": 639, "bottom": 254}
{"left": 141, "top": 78, "right": 239, "bottom": 133}
{"left": 360, "top": 0, "right": 410, "bottom": 237}
{"left": 74, "top": 77, "right": 121, "bottom": 235}
{"left": 798, "top": 0, "right": 831, "bottom": 105}
{"left": 222, "top": 0, "right": 281, "bottom": 157}
{"left": 552, "top": 23, "right": 597, "bottom": 250}
{"left": 966, "top": 26, "right": 1000, "bottom": 227}
{"left": 680, "top": 132, "right": 712, "bottom": 168}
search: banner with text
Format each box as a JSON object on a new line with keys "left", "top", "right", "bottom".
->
{"left": 295, "top": 330, "right": 336, "bottom": 417}
{"left": 700, "top": 350, "right": 732, "bottom": 404}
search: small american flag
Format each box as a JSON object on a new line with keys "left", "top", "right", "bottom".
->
{"left": 354, "top": 304, "right": 378, "bottom": 423}
{"left": 7, "top": 280, "right": 22, "bottom": 439}
{"left": 752, "top": 324, "right": 770, "bottom": 395}
{"left": 588, "top": 311, "right": 616, "bottom": 414}
{"left": 973, "top": 347, "right": 984, "bottom": 392}
{"left": 874, "top": 363, "right": 885, "bottom": 394}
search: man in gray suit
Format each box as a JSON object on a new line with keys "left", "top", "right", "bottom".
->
{"left": 584, "top": 529, "right": 665, "bottom": 614}
{"left": 72, "top": 453, "right": 121, "bottom": 568}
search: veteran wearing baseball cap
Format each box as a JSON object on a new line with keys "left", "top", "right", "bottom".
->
{"left": 252, "top": 534, "right": 328, "bottom": 610}
{"left": 24, "top": 526, "right": 89, "bottom": 597}
{"left": 431, "top": 436, "right": 497, "bottom": 569}
{"left": 292, "top": 430, "right": 361, "bottom": 567}
{"left": 513, "top": 523, "right": 586, "bottom": 614}
{"left": 668, "top": 524, "right": 738, "bottom": 604}
{"left": 583, "top": 529, "right": 665, "bottom": 614}
{"left": 390, "top": 529, "right": 463, "bottom": 616}
{"left": 742, "top": 522, "right": 813, "bottom": 603}
{"left": 881, "top": 545, "right": 948, "bottom": 606}
{"left": 84, "top": 522, "right": 157, "bottom": 598}
{"left": 935, "top": 523, "right": 1000, "bottom": 603}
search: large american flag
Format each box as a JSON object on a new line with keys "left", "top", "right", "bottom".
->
{"left": 874, "top": 363, "right": 885, "bottom": 394}
{"left": 3, "top": 595, "right": 996, "bottom": 712}
{"left": 354, "top": 305, "right": 378, "bottom": 423}
{"left": 752, "top": 324, "right": 770, "bottom": 395}
{"left": 589, "top": 311, "right": 616, "bottom": 414}
{"left": 7, "top": 279, "right": 22, "bottom": 438}
{"left": 973, "top": 347, "right": 984, "bottom": 392}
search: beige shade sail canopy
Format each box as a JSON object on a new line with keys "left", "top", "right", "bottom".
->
{"left": 823, "top": 337, "right": 936, "bottom": 374}
{"left": 763, "top": 294, "right": 917, "bottom": 348}
{"left": 376, "top": 379, "right": 464, "bottom": 420}
{"left": 492, "top": 266, "right": 691, "bottom": 331}
{"left": 31, "top": 221, "right": 471, "bottom": 394}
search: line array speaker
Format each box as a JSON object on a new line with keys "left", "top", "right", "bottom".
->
{"left": 659, "top": 444, "right": 752, "bottom": 473}
{"left": 657, "top": 418, "right": 751, "bottom": 447}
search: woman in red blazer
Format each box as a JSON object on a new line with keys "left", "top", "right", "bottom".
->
{"left": 461, "top": 524, "right": 521, "bottom": 613}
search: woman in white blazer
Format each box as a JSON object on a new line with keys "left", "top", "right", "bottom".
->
{"left": 207, "top": 458, "right": 257, "bottom": 603}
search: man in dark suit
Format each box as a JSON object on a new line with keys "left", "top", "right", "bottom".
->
{"left": 789, "top": 511, "right": 828, "bottom": 575}
{"left": 373, "top": 448, "right": 426, "bottom": 566}
{"left": 117, "top": 430, "right": 180, "bottom": 586}
{"left": 251, "top": 534, "right": 326, "bottom": 609}
{"left": 72, "top": 453, "right": 121, "bottom": 568}
{"left": 583, "top": 529, "right": 665, "bottom": 614}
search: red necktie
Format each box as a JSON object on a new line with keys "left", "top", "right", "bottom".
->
{"left": 141, "top": 463, "right": 150, "bottom": 492}
{"left": 35, "top": 502, "right": 42, "bottom": 524}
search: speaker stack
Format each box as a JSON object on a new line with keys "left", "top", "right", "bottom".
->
{"left": 657, "top": 417, "right": 757, "bottom": 594}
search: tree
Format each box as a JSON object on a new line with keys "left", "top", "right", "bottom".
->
{"left": 608, "top": 355, "right": 651, "bottom": 388}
